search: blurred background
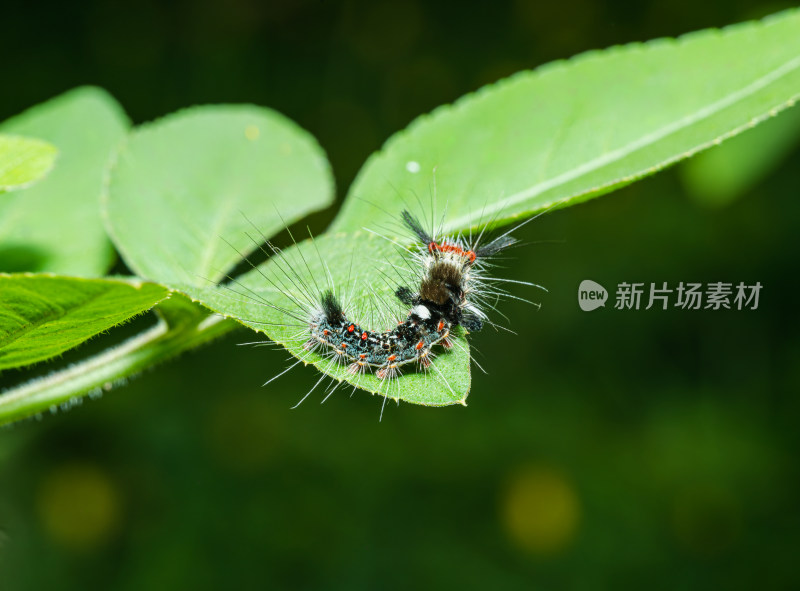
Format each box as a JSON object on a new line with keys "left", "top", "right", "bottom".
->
{"left": 1, "top": 0, "right": 799, "bottom": 589}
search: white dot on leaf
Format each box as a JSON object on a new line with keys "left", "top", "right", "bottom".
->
{"left": 406, "top": 161, "right": 421, "bottom": 173}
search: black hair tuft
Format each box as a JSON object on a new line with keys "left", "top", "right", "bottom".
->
{"left": 402, "top": 210, "right": 433, "bottom": 244}
{"left": 395, "top": 286, "right": 417, "bottom": 307}
{"left": 320, "top": 290, "right": 345, "bottom": 324}
{"left": 475, "top": 236, "right": 517, "bottom": 258}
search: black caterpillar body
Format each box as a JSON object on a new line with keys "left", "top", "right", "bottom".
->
{"left": 304, "top": 210, "right": 518, "bottom": 379}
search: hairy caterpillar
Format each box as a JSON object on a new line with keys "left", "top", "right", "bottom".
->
{"left": 302, "top": 210, "right": 522, "bottom": 381}
{"left": 224, "top": 204, "right": 544, "bottom": 411}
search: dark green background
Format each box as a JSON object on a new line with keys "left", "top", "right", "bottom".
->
{"left": 1, "top": 0, "right": 799, "bottom": 589}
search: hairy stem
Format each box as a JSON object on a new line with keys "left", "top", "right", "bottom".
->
{"left": 0, "top": 303, "right": 237, "bottom": 426}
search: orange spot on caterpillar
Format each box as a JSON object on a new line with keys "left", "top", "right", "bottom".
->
{"left": 295, "top": 207, "right": 528, "bottom": 389}
{"left": 432, "top": 242, "right": 475, "bottom": 262}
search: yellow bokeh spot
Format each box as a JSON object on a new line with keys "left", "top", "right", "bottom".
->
{"left": 500, "top": 465, "right": 580, "bottom": 556}
{"left": 37, "top": 462, "right": 121, "bottom": 550}
{"left": 245, "top": 125, "right": 260, "bottom": 140}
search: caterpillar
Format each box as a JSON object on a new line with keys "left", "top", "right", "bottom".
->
{"left": 300, "top": 209, "right": 524, "bottom": 381}
{"left": 224, "top": 204, "right": 544, "bottom": 411}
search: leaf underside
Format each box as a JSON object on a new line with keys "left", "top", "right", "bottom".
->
{"left": 104, "top": 105, "right": 335, "bottom": 287}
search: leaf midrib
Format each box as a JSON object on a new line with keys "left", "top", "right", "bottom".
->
{"left": 195, "top": 194, "right": 236, "bottom": 286}
{"left": 446, "top": 53, "right": 800, "bottom": 229}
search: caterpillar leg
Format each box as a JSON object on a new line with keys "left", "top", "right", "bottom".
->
{"left": 347, "top": 354, "right": 369, "bottom": 375}
{"left": 417, "top": 350, "right": 432, "bottom": 369}
{"left": 376, "top": 364, "right": 399, "bottom": 381}
{"left": 439, "top": 328, "right": 453, "bottom": 349}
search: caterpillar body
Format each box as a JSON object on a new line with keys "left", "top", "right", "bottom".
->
{"left": 301, "top": 210, "right": 521, "bottom": 381}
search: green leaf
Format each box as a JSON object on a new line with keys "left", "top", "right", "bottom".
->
{"left": 0, "top": 274, "right": 168, "bottom": 371}
{"left": 0, "top": 87, "right": 130, "bottom": 275}
{"left": 104, "top": 105, "right": 335, "bottom": 287}
{"left": 0, "top": 290, "right": 235, "bottom": 426}
{"left": 0, "top": 134, "right": 58, "bottom": 193}
{"left": 180, "top": 231, "right": 471, "bottom": 406}
{"left": 182, "top": 9, "right": 800, "bottom": 406}
{"left": 680, "top": 104, "right": 800, "bottom": 206}
{"left": 330, "top": 8, "right": 800, "bottom": 235}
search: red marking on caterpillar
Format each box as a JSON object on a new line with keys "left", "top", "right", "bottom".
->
{"left": 428, "top": 240, "right": 476, "bottom": 263}
{"left": 297, "top": 208, "right": 541, "bottom": 387}
{"left": 225, "top": 202, "right": 549, "bottom": 414}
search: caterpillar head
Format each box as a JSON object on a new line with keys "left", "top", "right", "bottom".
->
{"left": 399, "top": 209, "right": 522, "bottom": 328}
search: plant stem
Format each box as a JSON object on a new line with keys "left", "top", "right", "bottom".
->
{"left": 0, "top": 307, "right": 237, "bottom": 426}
